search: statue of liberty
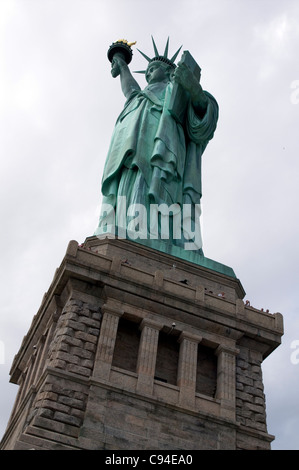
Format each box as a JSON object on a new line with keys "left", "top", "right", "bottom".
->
{"left": 95, "top": 37, "right": 218, "bottom": 255}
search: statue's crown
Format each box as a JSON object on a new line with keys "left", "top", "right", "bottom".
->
{"left": 135, "top": 36, "right": 182, "bottom": 74}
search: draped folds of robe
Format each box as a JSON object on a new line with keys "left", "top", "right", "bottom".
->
{"left": 97, "top": 79, "right": 218, "bottom": 250}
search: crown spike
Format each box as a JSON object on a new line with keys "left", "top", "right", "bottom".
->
{"left": 137, "top": 37, "right": 181, "bottom": 71}
{"left": 151, "top": 36, "right": 159, "bottom": 57}
{"left": 137, "top": 48, "right": 151, "bottom": 62}
{"left": 170, "top": 45, "right": 182, "bottom": 63}
{"left": 133, "top": 70, "right": 147, "bottom": 74}
{"left": 163, "top": 37, "right": 169, "bottom": 58}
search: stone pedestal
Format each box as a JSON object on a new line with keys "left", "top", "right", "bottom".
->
{"left": 0, "top": 237, "right": 283, "bottom": 450}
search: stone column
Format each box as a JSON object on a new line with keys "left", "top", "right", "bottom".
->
{"left": 177, "top": 332, "right": 202, "bottom": 408}
{"left": 93, "top": 302, "right": 124, "bottom": 380}
{"left": 136, "top": 318, "right": 162, "bottom": 395}
{"left": 215, "top": 345, "right": 239, "bottom": 419}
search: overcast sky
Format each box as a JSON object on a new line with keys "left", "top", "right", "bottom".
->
{"left": 1, "top": 0, "right": 298, "bottom": 450}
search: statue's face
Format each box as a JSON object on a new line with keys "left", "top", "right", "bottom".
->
{"left": 146, "top": 62, "right": 170, "bottom": 84}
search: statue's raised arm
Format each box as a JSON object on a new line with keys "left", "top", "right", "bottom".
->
{"left": 108, "top": 40, "right": 141, "bottom": 99}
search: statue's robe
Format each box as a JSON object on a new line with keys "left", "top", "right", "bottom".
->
{"left": 97, "top": 80, "right": 218, "bottom": 249}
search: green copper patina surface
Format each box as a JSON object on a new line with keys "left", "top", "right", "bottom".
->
{"left": 95, "top": 38, "right": 235, "bottom": 278}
